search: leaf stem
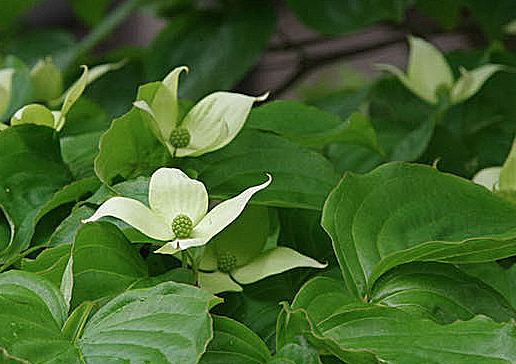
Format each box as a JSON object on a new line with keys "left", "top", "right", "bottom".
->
{"left": 58, "top": 0, "right": 143, "bottom": 69}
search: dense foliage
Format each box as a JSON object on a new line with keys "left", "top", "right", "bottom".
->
{"left": 1, "top": 0, "right": 516, "bottom": 363}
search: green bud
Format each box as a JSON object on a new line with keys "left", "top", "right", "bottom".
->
{"left": 30, "top": 58, "right": 64, "bottom": 103}
{"left": 171, "top": 214, "right": 193, "bottom": 238}
{"left": 170, "top": 127, "right": 191, "bottom": 148}
{"left": 217, "top": 252, "right": 237, "bottom": 273}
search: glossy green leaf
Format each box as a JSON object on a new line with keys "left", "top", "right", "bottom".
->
{"left": 77, "top": 282, "right": 221, "bottom": 364}
{"left": 279, "top": 300, "right": 516, "bottom": 364}
{"left": 0, "top": 270, "right": 220, "bottom": 364}
{"left": 94, "top": 107, "right": 172, "bottom": 185}
{"left": 146, "top": 1, "right": 274, "bottom": 100}
{"left": 269, "top": 336, "right": 322, "bottom": 364}
{"left": 199, "top": 315, "right": 271, "bottom": 364}
{"left": 21, "top": 244, "right": 72, "bottom": 288}
{"left": 71, "top": 221, "right": 148, "bottom": 308}
{"left": 247, "top": 101, "right": 383, "bottom": 154}
{"left": 181, "top": 129, "right": 339, "bottom": 210}
{"left": 0, "top": 271, "right": 79, "bottom": 362}
{"left": 322, "top": 162, "right": 516, "bottom": 298}
{"left": 370, "top": 262, "right": 516, "bottom": 323}
{"left": 0, "top": 125, "right": 72, "bottom": 262}
{"left": 279, "top": 275, "right": 516, "bottom": 364}
{"left": 459, "top": 261, "right": 516, "bottom": 311}
{"left": 285, "top": 0, "right": 413, "bottom": 35}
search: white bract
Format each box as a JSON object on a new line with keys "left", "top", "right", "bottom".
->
{"left": 10, "top": 60, "right": 124, "bottom": 131}
{"left": 83, "top": 168, "right": 271, "bottom": 251}
{"left": 473, "top": 137, "right": 516, "bottom": 192}
{"left": 11, "top": 65, "right": 88, "bottom": 131}
{"left": 195, "top": 205, "right": 327, "bottom": 294}
{"left": 0, "top": 68, "right": 14, "bottom": 118}
{"left": 133, "top": 66, "right": 268, "bottom": 157}
{"left": 376, "top": 36, "right": 504, "bottom": 105}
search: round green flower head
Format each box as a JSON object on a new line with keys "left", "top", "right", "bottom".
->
{"left": 170, "top": 127, "right": 191, "bottom": 148}
{"left": 171, "top": 214, "right": 193, "bottom": 238}
{"left": 217, "top": 252, "right": 237, "bottom": 273}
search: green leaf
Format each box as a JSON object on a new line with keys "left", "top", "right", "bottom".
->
{"left": 279, "top": 300, "right": 516, "bottom": 364}
{"left": 0, "top": 125, "right": 72, "bottom": 262}
{"left": 269, "top": 336, "right": 322, "bottom": 364}
{"left": 21, "top": 244, "right": 72, "bottom": 288}
{"left": 0, "top": 270, "right": 80, "bottom": 362}
{"left": 1, "top": 270, "right": 221, "bottom": 364}
{"left": 94, "top": 107, "right": 172, "bottom": 185}
{"left": 459, "top": 261, "right": 516, "bottom": 312}
{"left": 285, "top": 0, "right": 413, "bottom": 35}
{"left": 59, "top": 98, "right": 112, "bottom": 179}
{"left": 61, "top": 301, "right": 96, "bottom": 341}
{"left": 71, "top": 221, "right": 148, "bottom": 308}
{"left": 146, "top": 1, "right": 275, "bottom": 100}
{"left": 247, "top": 101, "right": 383, "bottom": 154}
{"left": 200, "top": 315, "right": 272, "bottom": 364}
{"left": 181, "top": 129, "right": 339, "bottom": 210}
{"left": 322, "top": 162, "right": 516, "bottom": 298}
{"left": 370, "top": 262, "right": 516, "bottom": 323}
{"left": 77, "top": 282, "right": 221, "bottom": 363}
{"left": 368, "top": 77, "right": 436, "bottom": 161}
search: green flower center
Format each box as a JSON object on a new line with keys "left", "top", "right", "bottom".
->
{"left": 171, "top": 214, "right": 193, "bottom": 238}
{"left": 169, "top": 127, "right": 191, "bottom": 149}
{"left": 217, "top": 252, "right": 237, "bottom": 273}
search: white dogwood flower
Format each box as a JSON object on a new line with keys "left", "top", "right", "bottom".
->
{"left": 83, "top": 167, "right": 271, "bottom": 251}
{"left": 376, "top": 36, "right": 504, "bottom": 105}
{"left": 133, "top": 66, "right": 268, "bottom": 157}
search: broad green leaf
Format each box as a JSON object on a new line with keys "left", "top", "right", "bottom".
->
{"left": 94, "top": 107, "right": 172, "bottom": 185}
{"left": 61, "top": 301, "right": 96, "bottom": 341}
{"left": 77, "top": 282, "right": 221, "bottom": 364}
{"left": 199, "top": 315, "right": 272, "bottom": 364}
{"left": 247, "top": 101, "right": 383, "bottom": 154}
{"left": 71, "top": 221, "right": 148, "bottom": 308}
{"left": 0, "top": 270, "right": 80, "bottom": 363}
{"left": 1, "top": 270, "right": 221, "bottom": 364}
{"left": 47, "top": 205, "right": 95, "bottom": 247}
{"left": 322, "top": 162, "right": 516, "bottom": 298}
{"left": 35, "top": 177, "right": 101, "bottom": 222}
{"left": 415, "top": 0, "right": 461, "bottom": 29}
{"left": 285, "top": 0, "right": 412, "bottom": 35}
{"left": 21, "top": 244, "right": 72, "bottom": 288}
{"left": 459, "top": 261, "right": 516, "bottom": 311}
{"left": 181, "top": 129, "right": 339, "bottom": 210}
{"left": 370, "top": 262, "right": 516, "bottom": 323}
{"left": 368, "top": 77, "right": 436, "bottom": 162}
{"left": 146, "top": 1, "right": 274, "bottom": 100}
{"left": 269, "top": 336, "right": 322, "bottom": 364}
{"left": 0, "top": 125, "right": 72, "bottom": 262}
{"left": 279, "top": 300, "right": 516, "bottom": 364}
